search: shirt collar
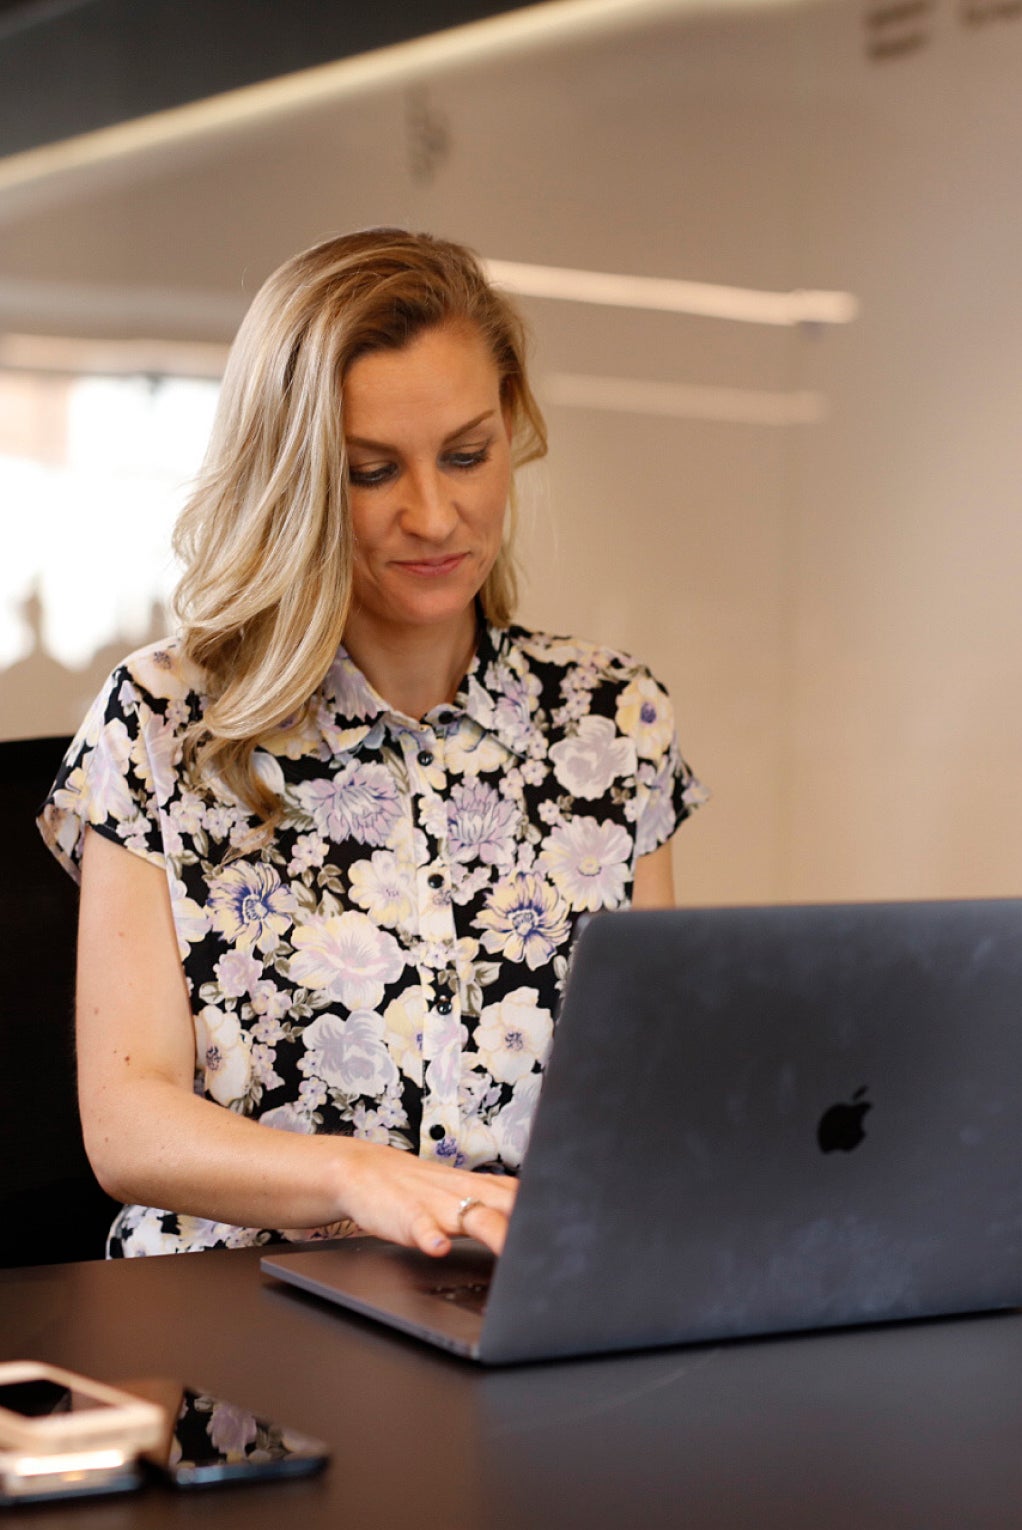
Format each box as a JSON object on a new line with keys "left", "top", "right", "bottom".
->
{"left": 315, "top": 621, "right": 545, "bottom": 761}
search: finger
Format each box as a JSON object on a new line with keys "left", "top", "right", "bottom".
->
{"left": 409, "top": 1209, "right": 452, "bottom": 1259}
{"left": 451, "top": 1174, "right": 518, "bottom": 1215}
{"left": 458, "top": 1200, "right": 511, "bottom": 1256}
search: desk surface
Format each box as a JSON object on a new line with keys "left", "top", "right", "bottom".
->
{"left": 2, "top": 1247, "right": 1019, "bottom": 1529}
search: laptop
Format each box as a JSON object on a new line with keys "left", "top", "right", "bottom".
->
{"left": 261, "top": 899, "right": 1022, "bottom": 1364}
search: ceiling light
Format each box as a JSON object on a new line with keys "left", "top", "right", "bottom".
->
{"left": 487, "top": 260, "right": 857, "bottom": 327}
{"left": 0, "top": 0, "right": 811, "bottom": 196}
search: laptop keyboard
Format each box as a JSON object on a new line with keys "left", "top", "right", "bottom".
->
{"left": 424, "top": 1277, "right": 491, "bottom": 1315}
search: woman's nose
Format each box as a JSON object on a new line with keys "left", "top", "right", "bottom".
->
{"left": 400, "top": 468, "right": 458, "bottom": 542}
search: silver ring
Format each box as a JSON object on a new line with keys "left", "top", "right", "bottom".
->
{"left": 456, "top": 1195, "right": 483, "bottom": 1234}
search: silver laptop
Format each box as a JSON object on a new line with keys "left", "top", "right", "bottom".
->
{"left": 261, "top": 899, "right": 1022, "bottom": 1364}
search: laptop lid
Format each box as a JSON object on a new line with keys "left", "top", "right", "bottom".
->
{"left": 263, "top": 899, "right": 1022, "bottom": 1364}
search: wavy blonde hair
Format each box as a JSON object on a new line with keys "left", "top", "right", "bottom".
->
{"left": 172, "top": 228, "right": 548, "bottom": 828}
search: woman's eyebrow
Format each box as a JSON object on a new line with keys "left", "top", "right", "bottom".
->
{"left": 346, "top": 410, "right": 497, "bottom": 453}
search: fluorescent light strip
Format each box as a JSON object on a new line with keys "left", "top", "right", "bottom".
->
{"left": 543, "top": 372, "right": 827, "bottom": 425}
{"left": 0, "top": 0, "right": 807, "bottom": 195}
{"left": 487, "top": 259, "right": 857, "bottom": 327}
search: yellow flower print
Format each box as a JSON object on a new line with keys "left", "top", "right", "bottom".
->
{"left": 615, "top": 674, "right": 675, "bottom": 760}
{"left": 207, "top": 863, "right": 295, "bottom": 955}
{"left": 474, "top": 873, "right": 570, "bottom": 969}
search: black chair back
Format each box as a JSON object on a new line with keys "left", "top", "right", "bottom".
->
{"left": 0, "top": 735, "right": 120, "bottom": 1265}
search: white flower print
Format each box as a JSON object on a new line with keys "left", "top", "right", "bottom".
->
{"left": 424, "top": 1011, "right": 470, "bottom": 1100}
{"left": 195, "top": 1005, "right": 253, "bottom": 1105}
{"left": 475, "top": 987, "right": 553, "bottom": 1084}
{"left": 260, "top": 1103, "right": 316, "bottom": 1133}
{"left": 457, "top": 1115, "right": 499, "bottom": 1165}
{"left": 350, "top": 1103, "right": 392, "bottom": 1143}
{"left": 417, "top": 793, "right": 448, "bottom": 841}
{"left": 491, "top": 665, "right": 542, "bottom": 753}
{"left": 348, "top": 849, "right": 415, "bottom": 929}
{"left": 447, "top": 779, "right": 519, "bottom": 865}
{"left": 540, "top": 816, "right": 632, "bottom": 912}
{"left": 249, "top": 980, "right": 292, "bottom": 1021}
{"left": 490, "top": 1073, "right": 543, "bottom": 1166}
{"left": 383, "top": 986, "right": 426, "bottom": 1084}
{"left": 215, "top": 949, "right": 263, "bottom": 999}
{"left": 129, "top": 708, "right": 180, "bottom": 808}
{"left": 208, "top": 1402, "right": 257, "bottom": 1456}
{"left": 169, "top": 876, "right": 211, "bottom": 953}
{"left": 251, "top": 1012, "right": 287, "bottom": 1047}
{"left": 298, "top": 1078, "right": 328, "bottom": 1113}
{"left": 295, "top": 761, "right": 400, "bottom": 846}
{"left": 615, "top": 674, "right": 675, "bottom": 761}
{"left": 287, "top": 832, "right": 328, "bottom": 877}
{"left": 322, "top": 651, "right": 383, "bottom": 722}
{"left": 203, "top": 804, "right": 237, "bottom": 838}
{"left": 450, "top": 863, "right": 492, "bottom": 906}
{"left": 252, "top": 1042, "right": 285, "bottom": 1092}
{"left": 302, "top": 1010, "right": 398, "bottom": 1097}
{"left": 475, "top": 872, "right": 570, "bottom": 969}
{"left": 459, "top": 1065, "right": 502, "bottom": 1119}
{"left": 252, "top": 750, "right": 286, "bottom": 800}
{"left": 549, "top": 714, "right": 636, "bottom": 799}
{"left": 635, "top": 775, "right": 678, "bottom": 856}
{"left": 168, "top": 791, "right": 205, "bottom": 837}
{"left": 444, "top": 724, "right": 508, "bottom": 776}
{"left": 86, "top": 719, "right": 138, "bottom": 824}
{"left": 290, "top": 911, "right": 405, "bottom": 1009}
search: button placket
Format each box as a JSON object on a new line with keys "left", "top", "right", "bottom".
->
{"left": 403, "top": 729, "right": 464, "bottom": 1159}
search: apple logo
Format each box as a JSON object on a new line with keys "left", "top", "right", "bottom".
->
{"left": 816, "top": 1086, "right": 872, "bottom": 1153}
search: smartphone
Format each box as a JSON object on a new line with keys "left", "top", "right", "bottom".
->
{"left": 0, "top": 1362, "right": 163, "bottom": 1457}
{"left": 136, "top": 1381, "right": 330, "bottom": 1488}
{"left": 0, "top": 1448, "right": 143, "bottom": 1506}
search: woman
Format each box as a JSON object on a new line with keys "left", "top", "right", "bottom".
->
{"left": 39, "top": 228, "right": 704, "bottom": 1258}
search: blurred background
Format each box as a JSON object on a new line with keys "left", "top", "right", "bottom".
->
{"left": 1, "top": 0, "right": 1019, "bottom": 908}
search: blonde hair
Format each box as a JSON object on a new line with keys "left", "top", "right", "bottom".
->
{"left": 172, "top": 228, "right": 548, "bottom": 828}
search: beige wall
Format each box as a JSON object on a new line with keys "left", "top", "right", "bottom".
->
{"left": 1, "top": 0, "right": 1019, "bottom": 908}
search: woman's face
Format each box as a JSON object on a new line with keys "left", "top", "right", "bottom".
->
{"left": 342, "top": 321, "right": 513, "bottom": 643}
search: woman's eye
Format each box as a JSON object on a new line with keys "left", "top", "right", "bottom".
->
{"left": 446, "top": 446, "right": 491, "bottom": 471}
{"left": 348, "top": 463, "right": 395, "bottom": 488}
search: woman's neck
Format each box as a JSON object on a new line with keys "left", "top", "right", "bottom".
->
{"left": 341, "top": 607, "right": 478, "bottom": 721}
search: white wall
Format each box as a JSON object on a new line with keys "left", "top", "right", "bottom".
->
{"left": 1, "top": 0, "right": 1019, "bottom": 906}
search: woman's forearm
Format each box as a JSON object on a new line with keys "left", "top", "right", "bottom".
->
{"left": 82, "top": 1073, "right": 353, "bottom": 1231}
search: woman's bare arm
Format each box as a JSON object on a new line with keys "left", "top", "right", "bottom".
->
{"left": 631, "top": 841, "right": 676, "bottom": 909}
{"left": 75, "top": 828, "right": 514, "bottom": 1255}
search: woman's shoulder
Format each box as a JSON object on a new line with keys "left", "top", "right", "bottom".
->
{"left": 102, "top": 637, "right": 208, "bottom": 712}
{"left": 503, "top": 624, "right": 663, "bottom": 687}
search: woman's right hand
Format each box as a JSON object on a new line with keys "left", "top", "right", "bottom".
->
{"left": 327, "top": 1139, "right": 517, "bottom": 1257}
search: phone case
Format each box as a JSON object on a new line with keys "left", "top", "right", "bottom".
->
{"left": 0, "top": 1363, "right": 164, "bottom": 1455}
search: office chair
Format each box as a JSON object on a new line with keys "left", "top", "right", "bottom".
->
{"left": 0, "top": 735, "right": 120, "bottom": 1266}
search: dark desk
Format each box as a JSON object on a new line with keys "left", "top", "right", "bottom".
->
{"left": 2, "top": 1247, "right": 1019, "bottom": 1528}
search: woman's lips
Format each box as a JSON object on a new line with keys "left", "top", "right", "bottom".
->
{"left": 393, "top": 553, "right": 468, "bottom": 577}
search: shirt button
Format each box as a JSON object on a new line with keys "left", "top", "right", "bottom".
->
{"left": 417, "top": 749, "right": 433, "bottom": 767}
{"left": 430, "top": 1124, "right": 446, "bottom": 1141}
{"left": 427, "top": 872, "right": 444, "bottom": 890}
{"left": 435, "top": 996, "right": 453, "bottom": 1016}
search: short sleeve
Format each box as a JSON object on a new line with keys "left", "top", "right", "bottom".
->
{"left": 612, "top": 667, "right": 707, "bottom": 859}
{"left": 37, "top": 664, "right": 169, "bottom": 883}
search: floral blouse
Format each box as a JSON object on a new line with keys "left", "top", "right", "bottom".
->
{"left": 39, "top": 621, "right": 704, "bottom": 1256}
